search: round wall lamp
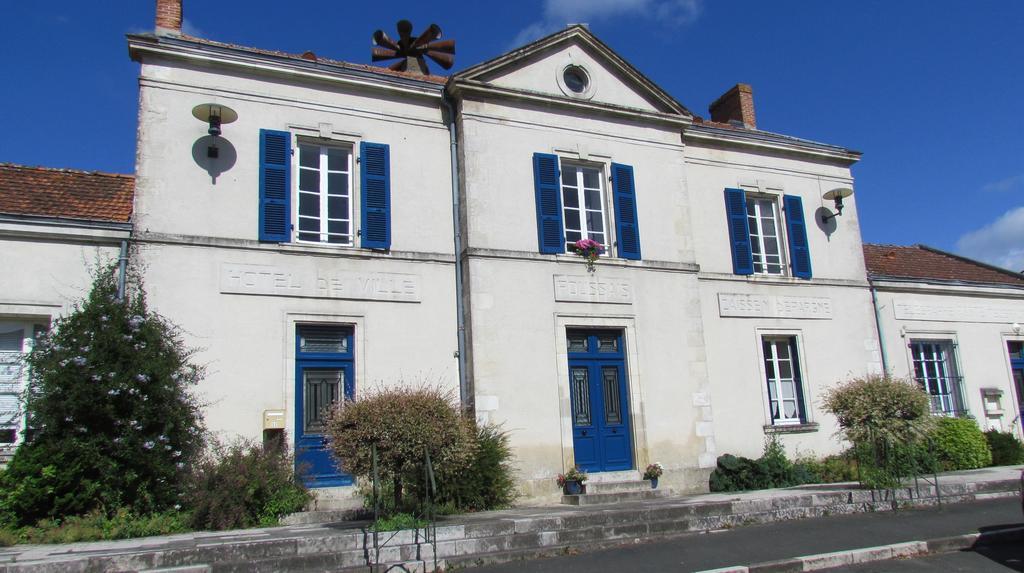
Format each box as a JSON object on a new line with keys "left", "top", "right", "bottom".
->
{"left": 192, "top": 103, "right": 237, "bottom": 158}
{"left": 821, "top": 187, "right": 854, "bottom": 223}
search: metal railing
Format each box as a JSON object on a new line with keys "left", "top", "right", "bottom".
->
{"left": 853, "top": 427, "right": 941, "bottom": 509}
{"left": 365, "top": 444, "right": 439, "bottom": 572}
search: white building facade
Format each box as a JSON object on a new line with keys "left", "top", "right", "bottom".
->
{"left": 5, "top": 0, "right": 1021, "bottom": 502}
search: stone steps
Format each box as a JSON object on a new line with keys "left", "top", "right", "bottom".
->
{"left": 562, "top": 487, "right": 670, "bottom": 505}
{"left": 585, "top": 479, "right": 655, "bottom": 493}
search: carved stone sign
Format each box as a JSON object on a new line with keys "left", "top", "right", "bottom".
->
{"left": 220, "top": 263, "right": 421, "bottom": 302}
{"left": 718, "top": 293, "right": 832, "bottom": 319}
{"left": 893, "top": 301, "right": 1023, "bottom": 324}
{"left": 553, "top": 275, "right": 633, "bottom": 304}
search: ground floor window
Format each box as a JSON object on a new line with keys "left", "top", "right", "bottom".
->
{"left": 0, "top": 321, "right": 45, "bottom": 450}
{"left": 910, "top": 340, "right": 964, "bottom": 416}
{"left": 762, "top": 336, "right": 807, "bottom": 425}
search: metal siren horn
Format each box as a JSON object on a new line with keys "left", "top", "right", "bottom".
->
{"left": 372, "top": 19, "right": 455, "bottom": 75}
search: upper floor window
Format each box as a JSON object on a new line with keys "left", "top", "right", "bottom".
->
{"left": 297, "top": 143, "right": 353, "bottom": 246}
{"left": 725, "top": 187, "right": 811, "bottom": 279}
{"left": 532, "top": 153, "right": 641, "bottom": 260}
{"left": 746, "top": 196, "right": 784, "bottom": 275}
{"left": 910, "top": 340, "right": 965, "bottom": 416}
{"left": 561, "top": 164, "right": 608, "bottom": 253}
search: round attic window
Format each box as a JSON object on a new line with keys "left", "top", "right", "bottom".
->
{"left": 563, "top": 66, "right": 588, "bottom": 93}
{"left": 557, "top": 64, "right": 595, "bottom": 99}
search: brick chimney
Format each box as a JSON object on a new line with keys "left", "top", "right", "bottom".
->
{"left": 155, "top": 0, "right": 182, "bottom": 36}
{"left": 708, "top": 83, "right": 756, "bottom": 129}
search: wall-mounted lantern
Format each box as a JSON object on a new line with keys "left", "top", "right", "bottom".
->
{"left": 821, "top": 187, "right": 854, "bottom": 223}
{"left": 191, "top": 103, "right": 237, "bottom": 158}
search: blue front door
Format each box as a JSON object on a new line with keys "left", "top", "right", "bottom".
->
{"left": 567, "top": 329, "right": 633, "bottom": 473}
{"left": 295, "top": 325, "right": 354, "bottom": 487}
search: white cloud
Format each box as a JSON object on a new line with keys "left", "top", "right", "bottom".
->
{"left": 955, "top": 206, "right": 1024, "bottom": 272}
{"left": 512, "top": 0, "right": 702, "bottom": 47}
{"left": 981, "top": 174, "right": 1024, "bottom": 193}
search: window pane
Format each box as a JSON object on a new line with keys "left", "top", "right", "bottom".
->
{"left": 1008, "top": 342, "right": 1023, "bottom": 360}
{"left": 299, "top": 193, "right": 319, "bottom": 217}
{"left": 561, "top": 167, "right": 577, "bottom": 186}
{"left": 299, "top": 145, "right": 318, "bottom": 168}
{"left": 327, "top": 173, "right": 349, "bottom": 196}
{"left": 327, "top": 148, "right": 348, "bottom": 171}
{"left": 327, "top": 220, "right": 350, "bottom": 241}
{"left": 327, "top": 196, "right": 348, "bottom": 219}
{"left": 602, "top": 367, "right": 621, "bottom": 424}
{"left": 304, "top": 369, "right": 341, "bottom": 433}
{"left": 597, "top": 335, "right": 618, "bottom": 352}
{"left": 562, "top": 188, "right": 579, "bottom": 208}
{"left": 298, "top": 216, "right": 318, "bottom": 232}
{"left": 565, "top": 230, "right": 582, "bottom": 244}
{"left": 0, "top": 330, "right": 22, "bottom": 352}
{"left": 571, "top": 367, "right": 591, "bottom": 426}
{"left": 567, "top": 334, "right": 587, "bottom": 352}
{"left": 586, "top": 211, "right": 604, "bottom": 233}
{"left": 299, "top": 325, "right": 349, "bottom": 354}
{"left": 584, "top": 189, "right": 601, "bottom": 210}
{"left": 564, "top": 209, "right": 581, "bottom": 231}
{"left": 783, "top": 400, "right": 798, "bottom": 419}
{"left": 582, "top": 169, "right": 600, "bottom": 189}
{"left": 299, "top": 169, "right": 320, "bottom": 193}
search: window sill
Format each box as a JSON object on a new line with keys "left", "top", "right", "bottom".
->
{"left": 763, "top": 422, "right": 819, "bottom": 435}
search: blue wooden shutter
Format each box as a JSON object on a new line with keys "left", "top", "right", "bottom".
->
{"left": 790, "top": 338, "right": 808, "bottom": 424}
{"left": 724, "top": 188, "right": 753, "bottom": 275}
{"left": 360, "top": 142, "right": 391, "bottom": 250}
{"left": 533, "top": 153, "right": 564, "bottom": 254}
{"left": 611, "top": 163, "right": 641, "bottom": 260}
{"left": 259, "top": 129, "right": 291, "bottom": 242}
{"left": 783, "top": 194, "right": 812, "bottom": 279}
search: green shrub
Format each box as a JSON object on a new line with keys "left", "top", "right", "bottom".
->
{"left": 2, "top": 509, "right": 189, "bottom": 545}
{"left": 186, "top": 438, "right": 311, "bottom": 531}
{"left": 794, "top": 454, "right": 859, "bottom": 484}
{"left": 984, "top": 430, "right": 1024, "bottom": 466}
{"left": 822, "top": 374, "right": 934, "bottom": 445}
{"left": 325, "top": 384, "right": 473, "bottom": 511}
{"left": 0, "top": 265, "right": 204, "bottom": 527}
{"left": 709, "top": 437, "right": 805, "bottom": 492}
{"left": 433, "top": 423, "right": 517, "bottom": 512}
{"left": 370, "top": 512, "right": 429, "bottom": 532}
{"left": 931, "top": 417, "right": 992, "bottom": 470}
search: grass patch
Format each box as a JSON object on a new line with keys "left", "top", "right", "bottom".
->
{"left": 370, "top": 512, "right": 429, "bottom": 532}
{"left": 0, "top": 510, "right": 191, "bottom": 545}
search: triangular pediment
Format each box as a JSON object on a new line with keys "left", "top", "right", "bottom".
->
{"left": 453, "top": 26, "right": 690, "bottom": 118}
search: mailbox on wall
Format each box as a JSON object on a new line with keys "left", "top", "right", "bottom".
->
{"left": 980, "top": 388, "right": 1004, "bottom": 432}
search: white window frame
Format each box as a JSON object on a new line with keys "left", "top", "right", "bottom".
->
{"left": 560, "top": 161, "right": 611, "bottom": 254}
{"left": 756, "top": 331, "right": 810, "bottom": 427}
{"left": 746, "top": 195, "right": 786, "bottom": 276}
{"left": 295, "top": 140, "right": 354, "bottom": 247}
{"left": 908, "top": 337, "right": 965, "bottom": 416}
{"left": 0, "top": 320, "right": 45, "bottom": 449}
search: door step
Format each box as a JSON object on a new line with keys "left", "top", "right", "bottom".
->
{"left": 561, "top": 480, "right": 669, "bottom": 505}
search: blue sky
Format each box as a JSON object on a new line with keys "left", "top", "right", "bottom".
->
{"left": 2, "top": 1, "right": 1022, "bottom": 270}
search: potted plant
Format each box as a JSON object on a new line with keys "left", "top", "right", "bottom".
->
{"left": 557, "top": 466, "right": 588, "bottom": 495}
{"left": 569, "top": 238, "right": 605, "bottom": 273}
{"left": 643, "top": 462, "right": 663, "bottom": 489}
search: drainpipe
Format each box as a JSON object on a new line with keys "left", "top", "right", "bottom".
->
{"left": 116, "top": 239, "right": 129, "bottom": 302}
{"left": 869, "top": 282, "right": 890, "bottom": 374}
{"left": 442, "top": 93, "right": 469, "bottom": 412}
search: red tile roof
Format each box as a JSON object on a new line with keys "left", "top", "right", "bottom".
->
{"left": 0, "top": 163, "right": 134, "bottom": 223}
{"left": 177, "top": 35, "right": 449, "bottom": 85}
{"left": 863, "top": 243, "right": 1024, "bottom": 286}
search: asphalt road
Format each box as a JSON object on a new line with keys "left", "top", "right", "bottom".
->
{"left": 459, "top": 497, "right": 1023, "bottom": 573}
{"left": 834, "top": 543, "right": 1023, "bottom": 572}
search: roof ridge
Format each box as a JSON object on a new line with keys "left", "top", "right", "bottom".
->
{"left": 916, "top": 243, "right": 1024, "bottom": 279}
{"left": 0, "top": 163, "right": 134, "bottom": 180}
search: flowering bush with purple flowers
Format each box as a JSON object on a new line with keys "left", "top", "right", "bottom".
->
{"left": 0, "top": 264, "right": 205, "bottom": 527}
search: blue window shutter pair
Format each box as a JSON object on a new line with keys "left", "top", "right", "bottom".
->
{"left": 259, "top": 129, "right": 291, "bottom": 242}
{"left": 258, "top": 131, "right": 391, "bottom": 250}
{"left": 359, "top": 142, "right": 391, "bottom": 250}
{"left": 532, "top": 153, "right": 642, "bottom": 259}
{"left": 723, "top": 188, "right": 812, "bottom": 279}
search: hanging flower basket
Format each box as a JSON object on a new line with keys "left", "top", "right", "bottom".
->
{"left": 569, "top": 239, "right": 605, "bottom": 273}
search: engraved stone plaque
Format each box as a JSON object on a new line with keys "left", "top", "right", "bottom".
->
{"left": 553, "top": 275, "right": 633, "bottom": 304}
{"left": 718, "top": 293, "right": 832, "bottom": 319}
{"left": 220, "top": 263, "right": 421, "bottom": 302}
